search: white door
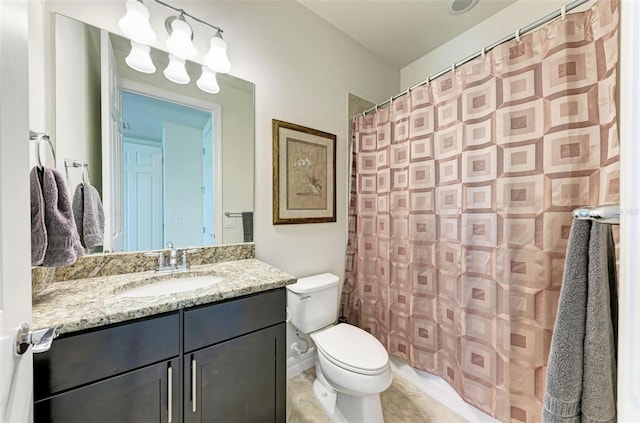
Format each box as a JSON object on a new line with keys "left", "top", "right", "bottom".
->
{"left": 124, "top": 142, "right": 163, "bottom": 251}
{"left": 202, "top": 117, "right": 214, "bottom": 245}
{"left": 0, "top": 1, "right": 34, "bottom": 421}
{"left": 101, "top": 30, "right": 124, "bottom": 252}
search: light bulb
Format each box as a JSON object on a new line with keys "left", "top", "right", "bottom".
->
{"left": 125, "top": 41, "right": 156, "bottom": 74}
{"left": 204, "top": 33, "right": 231, "bottom": 74}
{"left": 118, "top": 0, "right": 156, "bottom": 45}
{"left": 163, "top": 54, "right": 190, "bottom": 84}
{"left": 196, "top": 66, "right": 220, "bottom": 94}
{"left": 165, "top": 17, "right": 197, "bottom": 60}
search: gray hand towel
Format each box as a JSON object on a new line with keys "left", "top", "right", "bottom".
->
{"left": 543, "top": 220, "right": 617, "bottom": 423}
{"left": 42, "top": 168, "right": 84, "bottom": 267}
{"left": 242, "top": 211, "right": 253, "bottom": 242}
{"left": 30, "top": 167, "right": 47, "bottom": 266}
{"left": 581, "top": 223, "right": 616, "bottom": 423}
{"left": 72, "top": 182, "right": 105, "bottom": 249}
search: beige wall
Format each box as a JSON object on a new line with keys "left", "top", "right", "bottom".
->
{"left": 401, "top": 0, "right": 596, "bottom": 88}
{"left": 53, "top": 14, "right": 102, "bottom": 194}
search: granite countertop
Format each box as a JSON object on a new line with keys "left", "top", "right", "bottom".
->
{"left": 32, "top": 259, "right": 296, "bottom": 335}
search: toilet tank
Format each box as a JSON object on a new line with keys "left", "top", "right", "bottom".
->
{"left": 286, "top": 273, "right": 340, "bottom": 333}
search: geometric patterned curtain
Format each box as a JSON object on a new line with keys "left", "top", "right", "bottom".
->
{"left": 342, "top": 1, "right": 619, "bottom": 421}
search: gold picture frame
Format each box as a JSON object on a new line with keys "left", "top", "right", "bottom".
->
{"left": 273, "top": 119, "right": 336, "bottom": 224}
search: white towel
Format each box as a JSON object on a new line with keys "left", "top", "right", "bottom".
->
{"left": 72, "top": 182, "right": 105, "bottom": 249}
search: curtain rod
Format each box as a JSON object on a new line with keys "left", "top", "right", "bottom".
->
{"left": 354, "top": 0, "right": 591, "bottom": 120}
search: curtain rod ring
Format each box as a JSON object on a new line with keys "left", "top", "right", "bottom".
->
{"left": 451, "top": 63, "right": 456, "bottom": 74}
{"left": 481, "top": 46, "right": 487, "bottom": 61}
{"left": 560, "top": 5, "right": 567, "bottom": 20}
{"left": 515, "top": 28, "right": 521, "bottom": 43}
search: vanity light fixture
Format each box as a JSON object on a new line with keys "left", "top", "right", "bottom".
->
{"left": 165, "top": 12, "right": 197, "bottom": 60}
{"left": 118, "top": 0, "right": 230, "bottom": 94}
{"left": 196, "top": 66, "right": 220, "bottom": 94}
{"left": 118, "top": 0, "right": 156, "bottom": 45}
{"left": 125, "top": 41, "right": 156, "bottom": 74}
{"left": 204, "top": 30, "right": 231, "bottom": 74}
{"left": 164, "top": 54, "right": 190, "bottom": 84}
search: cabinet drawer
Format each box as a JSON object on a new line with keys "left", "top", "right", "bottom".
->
{"left": 184, "top": 288, "right": 285, "bottom": 352}
{"left": 34, "top": 312, "right": 179, "bottom": 401}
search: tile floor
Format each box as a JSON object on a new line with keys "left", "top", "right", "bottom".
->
{"left": 286, "top": 367, "right": 469, "bottom": 423}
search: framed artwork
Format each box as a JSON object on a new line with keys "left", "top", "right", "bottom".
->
{"left": 272, "top": 119, "right": 336, "bottom": 224}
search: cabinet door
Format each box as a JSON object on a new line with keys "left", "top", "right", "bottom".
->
{"left": 185, "top": 323, "right": 286, "bottom": 423}
{"left": 34, "top": 358, "right": 180, "bottom": 423}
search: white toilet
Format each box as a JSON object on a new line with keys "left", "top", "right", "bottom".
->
{"left": 287, "top": 273, "right": 392, "bottom": 423}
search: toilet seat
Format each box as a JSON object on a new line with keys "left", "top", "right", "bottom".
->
{"left": 312, "top": 324, "right": 389, "bottom": 376}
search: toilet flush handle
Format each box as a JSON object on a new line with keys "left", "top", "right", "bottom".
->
{"left": 301, "top": 295, "right": 312, "bottom": 302}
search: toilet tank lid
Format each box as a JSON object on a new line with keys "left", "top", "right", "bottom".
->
{"left": 287, "top": 273, "right": 340, "bottom": 294}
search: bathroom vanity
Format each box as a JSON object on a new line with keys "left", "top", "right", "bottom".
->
{"left": 31, "top": 257, "right": 295, "bottom": 423}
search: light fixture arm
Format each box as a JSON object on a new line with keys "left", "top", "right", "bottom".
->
{"left": 153, "top": 0, "right": 223, "bottom": 35}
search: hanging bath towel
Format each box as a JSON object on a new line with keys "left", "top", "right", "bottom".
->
{"left": 30, "top": 167, "right": 47, "bottom": 266}
{"left": 72, "top": 182, "right": 105, "bottom": 249}
{"left": 543, "top": 220, "right": 617, "bottom": 423}
{"left": 41, "top": 168, "right": 84, "bottom": 267}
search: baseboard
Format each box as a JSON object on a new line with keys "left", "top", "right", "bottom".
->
{"left": 286, "top": 347, "right": 316, "bottom": 379}
{"left": 390, "top": 356, "right": 499, "bottom": 423}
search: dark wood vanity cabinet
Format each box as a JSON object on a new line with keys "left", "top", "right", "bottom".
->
{"left": 34, "top": 288, "right": 286, "bottom": 423}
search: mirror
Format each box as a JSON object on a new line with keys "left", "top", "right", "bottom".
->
{"left": 53, "top": 14, "right": 254, "bottom": 253}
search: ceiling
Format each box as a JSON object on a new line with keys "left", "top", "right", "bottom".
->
{"left": 122, "top": 91, "right": 211, "bottom": 142}
{"left": 297, "top": 0, "right": 517, "bottom": 69}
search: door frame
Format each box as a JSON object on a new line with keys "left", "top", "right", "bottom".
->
{"left": 617, "top": 0, "right": 640, "bottom": 418}
{"left": 0, "top": 0, "right": 34, "bottom": 421}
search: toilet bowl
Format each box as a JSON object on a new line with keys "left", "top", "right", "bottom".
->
{"left": 287, "top": 274, "right": 392, "bottom": 422}
{"left": 312, "top": 323, "right": 392, "bottom": 396}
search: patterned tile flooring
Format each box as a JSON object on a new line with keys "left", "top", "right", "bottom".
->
{"left": 286, "top": 368, "right": 469, "bottom": 423}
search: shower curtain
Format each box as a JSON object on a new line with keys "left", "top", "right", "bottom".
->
{"left": 343, "top": 1, "right": 619, "bottom": 421}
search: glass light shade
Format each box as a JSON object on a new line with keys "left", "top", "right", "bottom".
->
{"left": 163, "top": 54, "right": 190, "bottom": 84}
{"left": 196, "top": 66, "right": 220, "bottom": 94}
{"left": 204, "top": 35, "right": 231, "bottom": 74}
{"left": 166, "top": 18, "right": 197, "bottom": 60}
{"left": 118, "top": 0, "right": 156, "bottom": 45}
{"left": 125, "top": 41, "right": 156, "bottom": 74}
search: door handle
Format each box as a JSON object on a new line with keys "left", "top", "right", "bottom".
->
{"left": 192, "top": 357, "right": 197, "bottom": 413}
{"left": 168, "top": 365, "right": 173, "bottom": 423}
{"left": 14, "top": 323, "right": 58, "bottom": 355}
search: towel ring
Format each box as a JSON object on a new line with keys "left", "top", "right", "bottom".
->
{"left": 35, "top": 133, "right": 56, "bottom": 168}
{"left": 82, "top": 166, "right": 90, "bottom": 185}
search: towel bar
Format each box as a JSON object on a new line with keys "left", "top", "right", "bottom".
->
{"left": 572, "top": 204, "right": 620, "bottom": 225}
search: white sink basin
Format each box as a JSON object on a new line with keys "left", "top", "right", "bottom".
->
{"left": 119, "top": 275, "right": 224, "bottom": 298}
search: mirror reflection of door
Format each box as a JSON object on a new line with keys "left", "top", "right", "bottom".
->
{"left": 121, "top": 90, "right": 215, "bottom": 251}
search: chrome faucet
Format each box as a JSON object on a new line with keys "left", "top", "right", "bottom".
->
{"left": 145, "top": 242, "right": 199, "bottom": 273}
{"left": 166, "top": 242, "right": 177, "bottom": 271}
